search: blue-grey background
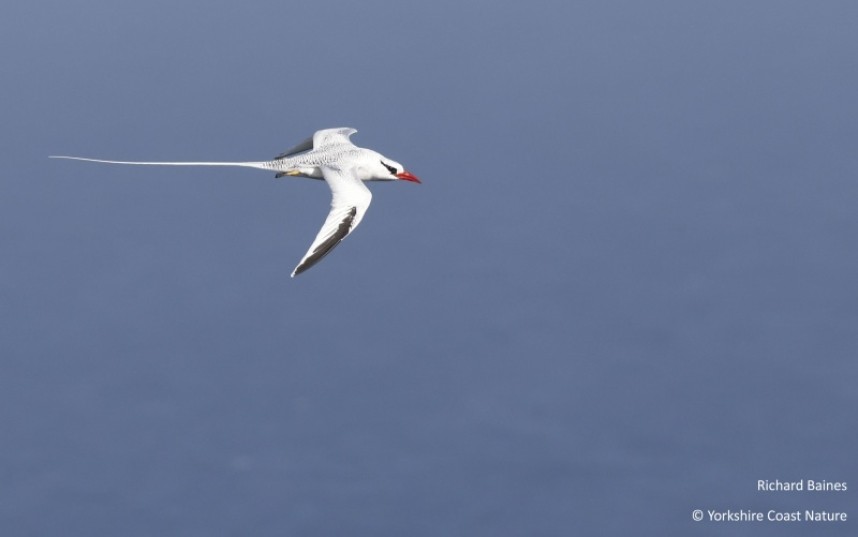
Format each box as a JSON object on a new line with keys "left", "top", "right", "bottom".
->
{"left": 2, "top": 1, "right": 856, "bottom": 535}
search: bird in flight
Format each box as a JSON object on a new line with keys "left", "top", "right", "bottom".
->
{"left": 50, "top": 128, "right": 421, "bottom": 276}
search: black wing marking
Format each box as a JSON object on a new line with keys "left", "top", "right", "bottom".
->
{"left": 274, "top": 136, "right": 314, "bottom": 160}
{"left": 292, "top": 207, "right": 357, "bottom": 276}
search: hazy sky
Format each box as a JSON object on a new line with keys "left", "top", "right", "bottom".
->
{"left": 2, "top": 1, "right": 857, "bottom": 535}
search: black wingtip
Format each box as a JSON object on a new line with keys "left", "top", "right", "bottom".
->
{"left": 274, "top": 136, "right": 314, "bottom": 160}
{"left": 291, "top": 207, "right": 357, "bottom": 276}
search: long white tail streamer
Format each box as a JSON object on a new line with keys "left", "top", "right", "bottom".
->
{"left": 48, "top": 155, "right": 274, "bottom": 171}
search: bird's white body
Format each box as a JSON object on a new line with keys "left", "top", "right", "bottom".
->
{"left": 50, "top": 128, "right": 420, "bottom": 276}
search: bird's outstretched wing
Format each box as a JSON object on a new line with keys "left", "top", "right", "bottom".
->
{"left": 291, "top": 165, "right": 372, "bottom": 277}
{"left": 275, "top": 128, "right": 357, "bottom": 160}
{"left": 312, "top": 128, "right": 357, "bottom": 149}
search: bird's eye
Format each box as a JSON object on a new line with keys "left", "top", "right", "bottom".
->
{"left": 381, "top": 161, "right": 397, "bottom": 175}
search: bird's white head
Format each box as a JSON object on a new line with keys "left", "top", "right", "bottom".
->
{"left": 372, "top": 154, "right": 421, "bottom": 183}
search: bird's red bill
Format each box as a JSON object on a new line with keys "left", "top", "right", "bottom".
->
{"left": 396, "top": 171, "right": 421, "bottom": 183}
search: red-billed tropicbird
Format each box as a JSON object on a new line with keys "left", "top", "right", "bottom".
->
{"left": 50, "top": 128, "right": 421, "bottom": 276}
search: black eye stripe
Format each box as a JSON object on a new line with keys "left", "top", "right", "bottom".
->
{"left": 381, "top": 161, "right": 397, "bottom": 174}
